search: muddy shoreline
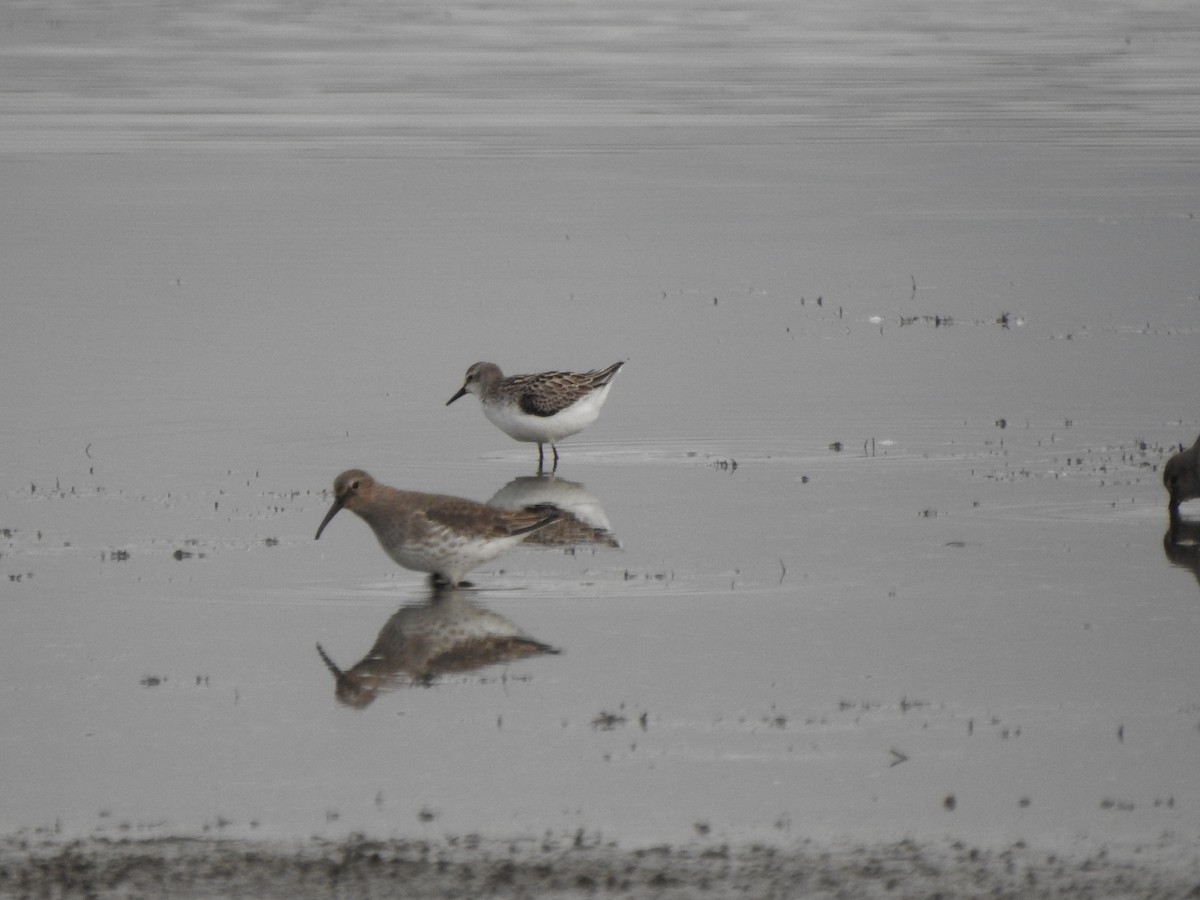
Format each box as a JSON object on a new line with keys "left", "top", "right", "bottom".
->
{"left": 4, "top": 833, "right": 1198, "bottom": 899}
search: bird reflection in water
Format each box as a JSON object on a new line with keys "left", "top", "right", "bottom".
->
{"left": 316, "top": 585, "right": 559, "bottom": 708}
{"left": 1163, "top": 515, "right": 1200, "bottom": 591}
{"left": 486, "top": 474, "right": 619, "bottom": 549}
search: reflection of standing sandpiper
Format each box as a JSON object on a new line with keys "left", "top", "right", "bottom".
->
{"left": 1164, "top": 434, "right": 1200, "bottom": 518}
{"left": 315, "top": 469, "right": 562, "bottom": 587}
{"left": 446, "top": 361, "right": 624, "bottom": 471}
{"left": 487, "top": 474, "right": 620, "bottom": 548}
{"left": 316, "top": 586, "right": 559, "bottom": 707}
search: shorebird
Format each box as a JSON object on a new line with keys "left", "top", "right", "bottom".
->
{"left": 446, "top": 361, "right": 624, "bottom": 471}
{"left": 315, "top": 469, "right": 562, "bottom": 586}
{"left": 1164, "top": 434, "right": 1200, "bottom": 517}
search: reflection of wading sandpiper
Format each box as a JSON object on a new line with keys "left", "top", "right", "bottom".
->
{"left": 1163, "top": 517, "right": 1200, "bottom": 592}
{"left": 315, "top": 469, "right": 562, "bottom": 587}
{"left": 1164, "top": 434, "right": 1200, "bottom": 517}
{"left": 316, "top": 585, "right": 559, "bottom": 707}
{"left": 447, "top": 361, "right": 624, "bottom": 471}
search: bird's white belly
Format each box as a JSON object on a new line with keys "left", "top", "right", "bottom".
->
{"left": 380, "top": 530, "right": 517, "bottom": 577}
{"left": 483, "top": 385, "right": 611, "bottom": 443}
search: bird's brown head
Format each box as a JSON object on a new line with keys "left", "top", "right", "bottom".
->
{"left": 315, "top": 469, "right": 374, "bottom": 539}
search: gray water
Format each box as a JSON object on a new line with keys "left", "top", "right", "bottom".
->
{"left": 2, "top": 0, "right": 1198, "bottom": 869}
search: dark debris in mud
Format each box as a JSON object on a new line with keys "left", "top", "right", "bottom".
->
{"left": 2, "top": 833, "right": 1197, "bottom": 900}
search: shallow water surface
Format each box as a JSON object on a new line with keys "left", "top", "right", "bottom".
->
{"left": 1, "top": 0, "right": 1199, "bottom": 893}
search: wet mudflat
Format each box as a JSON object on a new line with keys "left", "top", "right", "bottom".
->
{"left": 6, "top": 832, "right": 1200, "bottom": 900}
{"left": 2, "top": 0, "right": 1200, "bottom": 896}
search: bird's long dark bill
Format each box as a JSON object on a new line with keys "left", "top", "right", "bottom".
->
{"left": 315, "top": 642, "right": 345, "bottom": 678}
{"left": 446, "top": 386, "right": 469, "bottom": 406}
{"left": 315, "top": 499, "right": 344, "bottom": 540}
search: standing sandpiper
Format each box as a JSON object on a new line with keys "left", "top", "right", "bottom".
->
{"left": 315, "top": 469, "right": 562, "bottom": 586}
{"left": 446, "top": 361, "right": 624, "bottom": 471}
{"left": 1164, "top": 434, "right": 1200, "bottom": 518}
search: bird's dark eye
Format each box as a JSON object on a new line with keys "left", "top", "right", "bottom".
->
{"left": 349, "top": 480, "right": 360, "bottom": 490}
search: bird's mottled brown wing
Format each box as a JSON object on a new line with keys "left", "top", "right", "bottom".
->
{"left": 513, "top": 364, "right": 622, "bottom": 417}
{"left": 511, "top": 372, "right": 580, "bottom": 417}
{"left": 421, "top": 495, "right": 560, "bottom": 539}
